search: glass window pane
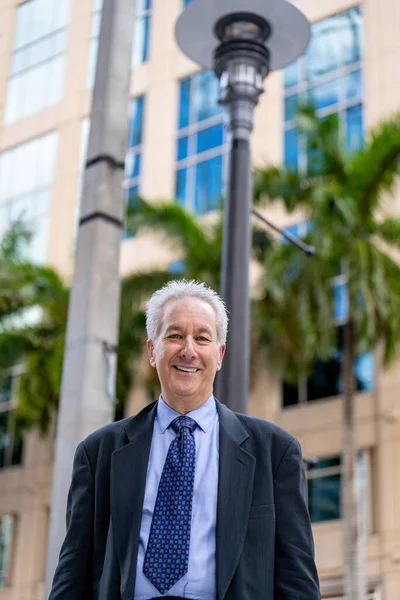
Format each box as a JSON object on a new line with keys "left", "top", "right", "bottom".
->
{"left": 91, "top": 11, "right": 102, "bottom": 38}
{"left": 178, "top": 78, "right": 191, "bottom": 129}
{"left": 309, "top": 79, "right": 339, "bottom": 111}
{"left": 3, "top": 78, "right": 20, "bottom": 126}
{"left": 308, "top": 474, "right": 341, "bottom": 523}
{"left": 342, "top": 7, "right": 362, "bottom": 65}
{"left": 136, "top": 0, "right": 151, "bottom": 12}
{"left": 176, "top": 168, "right": 187, "bottom": 206}
{"left": 355, "top": 353, "right": 374, "bottom": 391}
{"left": 307, "top": 355, "right": 342, "bottom": 401}
{"left": 309, "top": 456, "right": 341, "bottom": 471}
{"left": 284, "top": 94, "right": 299, "bottom": 122}
{"left": 125, "top": 151, "right": 141, "bottom": 180}
{"left": 195, "top": 70, "right": 223, "bottom": 122}
{"left": 177, "top": 136, "right": 189, "bottom": 161}
{"left": 346, "top": 104, "right": 363, "bottom": 152}
{"left": 33, "top": 0, "right": 55, "bottom": 40}
{"left": 129, "top": 96, "right": 144, "bottom": 148}
{"left": 284, "top": 128, "right": 299, "bottom": 171}
{"left": 196, "top": 123, "right": 224, "bottom": 154}
{"left": 46, "top": 55, "right": 65, "bottom": 106}
{"left": 132, "top": 15, "right": 150, "bottom": 66}
{"left": 87, "top": 38, "right": 99, "bottom": 89}
{"left": 284, "top": 59, "right": 301, "bottom": 90}
{"left": 194, "top": 155, "right": 222, "bottom": 214}
{"left": 344, "top": 69, "right": 362, "bottom": 101}
{"left": 306, "top": 17, "right": 341, "bottom": 80}
{"left": 14, "top": 0, "right": 32, "bottom": 48}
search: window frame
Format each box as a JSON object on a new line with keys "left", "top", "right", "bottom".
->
{"left": 176, "top": 70, "right": 228, "bottom": 214}
{"left": 3, "top": 0, "right": 70, "bottom": 124}
{"left": 283, "top": 6, "right": 364, "bottom": 172}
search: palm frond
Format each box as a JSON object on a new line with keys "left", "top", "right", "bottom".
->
{"left": 346, "top": 111, "right": 400, "bottom": 214}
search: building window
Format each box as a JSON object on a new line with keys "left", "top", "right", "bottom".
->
{"left": 307, "top": 456, "right": 342, "bottom": 523}
{"left": 176, "top": 70, "right": 226, "bottom": 214}
{"left": 281, "top": 222, "right": 374, "bottom": 407}
{"left": 3, "top": 0, "right": 71, "bottom": 125}
{"left": 87, "top": 0, "right": 103, "bottom": 89}
{"left": 0, "top": 515, "right": 15, "bottom": 587}
{"left": 124, "top": 96, "right": 145, "bottom": 238}
{"left": 0, "top": 372, "right": 23, "bottom": 470}
{"left": 132, "top": 0, "right": 151, "bottom": 67}
{"left": 0, "top": 132, "right": 58, "bottom": 264}
{"left": 284, "top": 6, "right": 363, "bottom": 171}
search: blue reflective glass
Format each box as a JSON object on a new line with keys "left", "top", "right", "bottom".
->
{"left": 196, "top": 70, "right": 223, "bottom": 122}
{"left": 284, "top": 59, "right": 301, "bottom": 90}
{"left": 342, "top": 7, "right": 362, "bottom": 65}
{"left": 284, "top": 94, "right": 299, "bottom": 122}
{"left": 197, "top": 123, "right": 224, "bottom": 154}
{"left": 176, "top": 168, "right": 187, "bottom": 205}
{"left": 284, "top": 128, "right": 299, "bottom": 171}
{"left": 178, "top": 78, "right": 191, "bottom": 129}
{"left": 308, "top": 474, "right": 341, "bottom": 523}
{"left": 346, "top": 104, "right": 363, "bottom": 152}
{"left": 133, "top": 15, "right": 150, "bottom": 65}
{"left": 184, "top": 0, "right": 195, "bottom": 4}
{"left": 334, "top": 282, "right": 348, "bottom": 321}
{"left": 195, "top": 155, "right": 223, "bottom": 214}
{"left": 306, "top": 17, "right": 341, "bottom": 80}
{"left": 309, "top": 79, "right": 339, "bottom": 110}
{"left": 136, "top": 0, "right": 151, "bottom": 11}
{"left": 128, "top": 96, "right": 144, "bottom": 148}
{"left": 355, "top": 353, "right": 374, "bottom": 391}
{"left": 169, "top": 259, "right": 186, "bottom": 274}
{"left": 344, "top": 69, "right": 362, "bottom": 100}
{"left": 125, "top": 151, "right": 141, "bottom": 180}
{"left": 177, "top": 136, "right": 189, "bottom": 161}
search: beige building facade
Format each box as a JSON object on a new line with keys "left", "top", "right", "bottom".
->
{"left": 1, "top": 0, "right": 400, "bottom": 598}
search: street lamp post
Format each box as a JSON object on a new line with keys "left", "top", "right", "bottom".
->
{"left": 176, "top": 0, "right": 310, "bottom": 412}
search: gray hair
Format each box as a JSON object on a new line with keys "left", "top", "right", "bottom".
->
{"left": 146, "top": 279, "right": 228, "bottom": 347}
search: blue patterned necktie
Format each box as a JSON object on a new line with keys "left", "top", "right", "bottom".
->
{"left": 143, "top": 415, "right": 198, "bottom": 595}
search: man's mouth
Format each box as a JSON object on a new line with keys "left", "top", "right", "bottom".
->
{"left": 174, "top": 366, "right": 199, "bottom": 373}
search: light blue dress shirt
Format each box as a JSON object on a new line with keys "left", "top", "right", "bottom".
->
{"left": 134, "top": 395, "right": 219, "bottom": 599}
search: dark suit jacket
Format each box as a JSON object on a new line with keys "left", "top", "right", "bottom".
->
{"left": 49, "top": 400, "right": 320, "bottom": 600}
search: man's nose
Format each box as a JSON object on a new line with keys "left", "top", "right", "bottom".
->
{"left": 180, "top": 337, "right": 196, "bottom": 358}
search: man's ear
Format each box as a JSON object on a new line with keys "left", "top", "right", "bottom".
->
{"left": 216, "top": 343, "right": 226, "bottom": 371}
{"left": 146, "top": 339, "right": 156, "bottom": 368}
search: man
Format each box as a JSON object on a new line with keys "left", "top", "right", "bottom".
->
{"left": 49, "top": 279, "right": 320, "bottom": 600}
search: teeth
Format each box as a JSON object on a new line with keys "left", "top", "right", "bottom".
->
{"left": 176, "top": 366, "right": 198, "bottom": 373}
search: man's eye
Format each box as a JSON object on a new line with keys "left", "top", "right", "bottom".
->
{"left": 168, "top": 334, "right": 181, "bottom": 339}
{"left": 197, "top": 336, "right": 209, "bottom": 342}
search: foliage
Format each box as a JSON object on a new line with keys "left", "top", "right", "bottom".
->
{"left": 253, "top": 105, "right": 400, "bottom": 380}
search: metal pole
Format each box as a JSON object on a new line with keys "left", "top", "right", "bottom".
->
{"left": 215, "top": 97, "right": 256, "bottom": 414}
{"left": 44, "top": 0, "right": 135, "bottom": 595}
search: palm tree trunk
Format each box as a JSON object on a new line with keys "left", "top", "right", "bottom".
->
{"left": 342, "top": 318, "right": 364, "bottom": 600}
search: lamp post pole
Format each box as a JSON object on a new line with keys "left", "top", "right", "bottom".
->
{"left": 175, "top": 0, "right": 310, "bottom": 412}
{"left": 44, "top": 0, "right": 135, "bottom": 595}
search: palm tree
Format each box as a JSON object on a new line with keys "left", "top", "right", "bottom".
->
{"left": 0, "top": 222, "right": 170, "bottom": 434}
{"left": 253, "top": 105, "right": 400, "bottom": 600}
{"left": 0, "top": 222, "right": 68, "bottom": 435}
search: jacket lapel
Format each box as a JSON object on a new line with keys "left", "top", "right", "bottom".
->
{"left": 110, "top": 401, "right": 157, "bottom": 599}
{"left": 216, "top": 402, "right": 255, "bottom": 600}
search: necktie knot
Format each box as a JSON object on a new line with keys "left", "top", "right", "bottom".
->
{"left": 171, "top": 415, "right": 198, "bottom": 434}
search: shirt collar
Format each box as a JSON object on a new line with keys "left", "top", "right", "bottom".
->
{"left": 156, "top": 394, "right": 217, "bottom": 434}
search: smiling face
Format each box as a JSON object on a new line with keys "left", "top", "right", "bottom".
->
{"left": 147, "top": 296, "right": 226, "bottom": 414}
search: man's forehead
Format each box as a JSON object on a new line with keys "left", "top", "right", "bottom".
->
{"left": 161, "top": 297, "right": 217, "bottom": 328}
